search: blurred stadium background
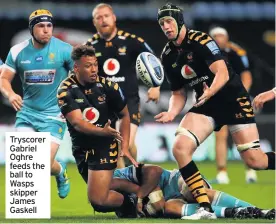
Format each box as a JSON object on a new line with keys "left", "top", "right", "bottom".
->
{"left": 0, "top": 0, "right": 275, "bottom": 221}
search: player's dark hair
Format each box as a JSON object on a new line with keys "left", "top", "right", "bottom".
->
{"left": 71, "top": 44, "right": 96, "bottom": 61}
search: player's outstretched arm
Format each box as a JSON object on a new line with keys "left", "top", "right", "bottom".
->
{"left": 0, "top": 68, "right": 23, "bottom": 111}
{"left": 155, "top": 87, "right": 186, "bottom": 123}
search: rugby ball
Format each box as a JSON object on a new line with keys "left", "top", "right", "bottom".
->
{"left": 136, "top": 52, "right": 164, "bottom": 87}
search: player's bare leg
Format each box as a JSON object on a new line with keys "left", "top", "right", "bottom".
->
{"left": 214, "top": 126, "right": 230, "bottom": 184}
{"left": 230, "top": 123, "right": 275, "bottom": 170}
{"left": 173, "top": 112, "right": 216, "bottom": 219}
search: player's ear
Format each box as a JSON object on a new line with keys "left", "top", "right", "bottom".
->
{"left": 113, "top": 13, "right": 116, "bottom": 23}
{"left": 73, "top": 63, "right": 79, "bottom": 74}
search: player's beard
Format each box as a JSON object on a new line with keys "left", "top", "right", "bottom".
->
{"left": 33, "top": 35, "right": 51, "bottom": 46}
{"left": 99, "top": 24, "right": 116, "bottom": 39}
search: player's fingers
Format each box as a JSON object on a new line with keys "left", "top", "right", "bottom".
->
{"left": 203, "top": 82, "right": 209, "bottom": 90}
{"left": 194, "top": 99, "right": 205, "bottom": 107}
{"left": 12, "top": 101, "right": 21, "bottom": 111}
{"left": 154, "top": 112, "right": 164, "bottom": 119}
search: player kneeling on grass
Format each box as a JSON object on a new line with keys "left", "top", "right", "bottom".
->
{"left": 57, "top": 44, "right": 138, "bottom": 213}
{"left": 111, "top": 164, "right": 275, "bottom": 220}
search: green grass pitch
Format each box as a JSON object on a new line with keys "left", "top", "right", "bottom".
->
{"left": 0, "top": 161, "right": 275, "bottom": 223}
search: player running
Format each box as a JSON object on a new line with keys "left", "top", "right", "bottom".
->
{"left": 0, "top": 9, "right": 72, "bottom": 198}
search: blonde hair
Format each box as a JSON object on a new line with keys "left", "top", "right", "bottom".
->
{"left": 92, "top": 3, "right": 114, "bottom": 18}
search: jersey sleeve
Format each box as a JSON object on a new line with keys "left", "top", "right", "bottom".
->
{"left": 63, "top": 44, "right": 74, "bottom": 71}
{"left": 57, "top": 87, "right": 80, "bottom": 116}
{"left": 197, "top": 40, "right": 224, "bottom": 66}
{"left": 105, "top": 81, "right": 127, "bottom": 113}
{"left": 5, "top": 50, "right": 17, "bottom": 73}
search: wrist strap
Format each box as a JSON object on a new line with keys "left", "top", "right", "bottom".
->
{"left": 272, "top": 87, "right": 276, "bottom": 96}
{"left": 137, "top": 198, "right": 143, "bottom": 203}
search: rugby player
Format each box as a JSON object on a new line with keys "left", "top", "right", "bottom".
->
{"left": 0, "top": 9, "right": 72, "bottom": 198}
{"left": 155, "top": 3, "right": 275, "bottom": 219}
{"left": 86, "top": 3, "right": 160, "bottom": 167}
{"left": 209, "top": 26, "right": 256, "bottom": 184}
{"left": 57, "top": 44, "right": 138, "bottom": 213}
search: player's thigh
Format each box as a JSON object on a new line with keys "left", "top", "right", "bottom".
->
{"left": 215, "top": 125, "right": 228, "bottom": 139}
{"left": 229, "top": 123, "right": 266, "bottom": 164}
{"left": 174, "top": 112, "right": 215, "bottom": 151}
{"left": 87, "top": 169, "right": 114, "bottom": 202}
{"left": 15, "top": 111, "right": 37, "bottom": 131}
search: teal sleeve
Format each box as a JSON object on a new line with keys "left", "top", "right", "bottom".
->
{"left": 5, "top": 50, "right": 16, "bottom": 71}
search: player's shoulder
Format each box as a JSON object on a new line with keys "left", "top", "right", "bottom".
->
{"left": 58, "top": 74, "right": 77, "bottom": 92}
{"left": 86, "top": 33, "right": 101, "bottom": 46}
{"left": 51, "top": 37, "right": 72, "bottom": 51}
{"left": 98, "top": 76, "right": 119, "bottom": 91}
{"left": 227, "top": 41, "right": 247, "bottom": 56}
{"left": 9, "top": 39, "right": 31, "bottom": 60}
{"left": 187, "top": 29, "right": 213, "bottom": 46}
{"left": 117, "top": 29, "right": 145, "bottom": 43}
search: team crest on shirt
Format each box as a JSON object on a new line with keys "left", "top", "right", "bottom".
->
{"left": 118, "top": 46, "right": 127, "bottom": 55}
{"left": 103, "top": 58, "right": 120, "bottom": 76}
{"left": 181, "top": 65, "right": 197, "bottom": 79}
{"left": 83, "top": 107, "right": 100, "bottom": 124}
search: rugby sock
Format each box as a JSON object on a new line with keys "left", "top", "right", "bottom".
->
{"left": 179, "top": 161, "right": 213, "bottom": 212}
{"left": 181, "top": 204, "right": 226, "bottom": 218}
{"left": 58, "top": 162, "right": 63, "bottom": 175}
{"left": 212, "top": 191, "right": 252, "bottom": 208}
{"left": 265, "top": 152, "right": 275, "bottom": 170}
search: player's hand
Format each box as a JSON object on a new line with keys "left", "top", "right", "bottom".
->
{"left": 103, "top": 120, "right": 123, "bottom": 142}
{"left": 120, "top": 149, "right": 138, "bottom": 167}
{"left": 253, "top": 90, "right": 275, "bottom": 110}
{"left": 146, "top": 87, "right": 160, "bottom": 104}
{"left": 194, "top": 82, "right": 213, "bottom": 107}
{"left": 8, "top": 93, "right": 23, "bottom": 111}
{"left": 154, "top": 111, "right": 175, "bottom": 123}
{"left": 136, "top": 200, "right": 145, "bottom": 218}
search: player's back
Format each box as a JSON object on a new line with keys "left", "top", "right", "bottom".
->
{"left": 5, "top": 36, "right": 73, "bottom": 115}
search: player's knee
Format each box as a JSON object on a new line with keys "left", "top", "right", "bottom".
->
{"left": 172, "top": 141, "right": 193, "bottom": 159}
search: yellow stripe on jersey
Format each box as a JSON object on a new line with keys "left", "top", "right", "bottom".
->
{"left": 57, "top": 91, "right": 67, "bottom": 98}
{"left": 117, "top": 30, "right": 124, "bottom": 36}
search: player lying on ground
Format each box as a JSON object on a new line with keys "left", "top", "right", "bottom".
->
{"left": 111, "top": 164, "right": 275, "bottom": 220}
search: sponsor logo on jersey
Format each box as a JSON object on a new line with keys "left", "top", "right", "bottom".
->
{"left": 24, "top": 69, "right": 56, "bottom": 85}
{"left": 35, "top": 56, "right": 43, "bottom": 62}
{"left": 181, "top": 65, "right": 197, "bottom": 79}
{"left": 103, "top": 58, "right": 120, "bottom": 76}
{"left": 75, "top": 98, "right": 84, "bottom": 103}
{"left": 106, "top": 76, "right": 125, "bottom": 82}
{"left": 95, "top": 52, "right": 102, "bottom": 57}
{"left": 96, "top": 83, "right": 103, "bottom": 88}
{"left": 188, "top": 76, "right": 209, "bottom": 87}
{"left": 206, "top": 41, "right": 220, "bottom": 55}
{"left": 83, "top": 107, "right": 100, "bottom": 124}
{"left": 21, "top": 60, "right": 31, "bottom": 64}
